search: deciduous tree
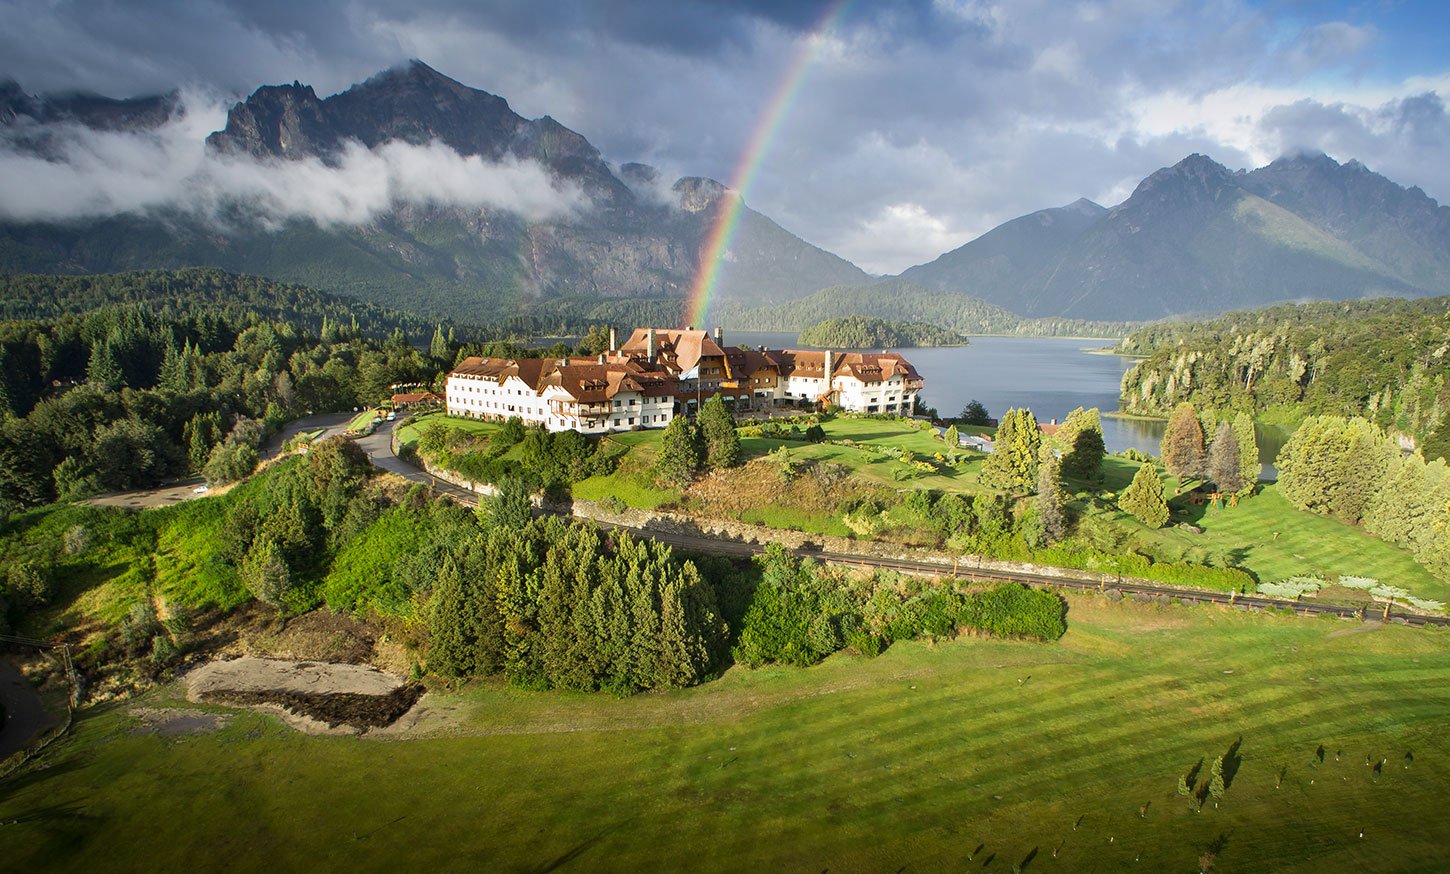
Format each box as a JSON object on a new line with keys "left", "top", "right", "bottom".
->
{"left": 1161, "top": 402, "right": 1206, "bottom": 483}
{"left": 1207, "top": 420, "right": 1242, "bottom": 494}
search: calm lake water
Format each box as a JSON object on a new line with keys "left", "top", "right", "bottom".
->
{"left": 728, "top": 332, "right": 1284, "bottom": 474}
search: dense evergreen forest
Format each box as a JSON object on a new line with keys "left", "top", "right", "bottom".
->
{"left": 1119, "top": 296, "right": 1450, "bottom": 454}
{"left": 0, "top": 269, "right": 478, "bottom": 341}
{"left": 797, "top": 315, "right": 966, "bottom": 348}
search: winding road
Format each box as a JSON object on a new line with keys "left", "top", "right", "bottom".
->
{"left": 359, "top": 422, "right": 1450, "bottom": 630}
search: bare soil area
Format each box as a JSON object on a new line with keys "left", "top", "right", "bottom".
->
{"left": 128, "top": 707, "right": 229, "bottom": 736}
{"left": 183, "top": 657, "right": 425, "bottom": 734}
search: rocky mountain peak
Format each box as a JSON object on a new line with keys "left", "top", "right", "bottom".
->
{"left": 672, "top": 176, "right": 732, "bottom": 213}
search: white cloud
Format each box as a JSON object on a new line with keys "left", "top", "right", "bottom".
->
{"left": 0, "top": 92, "right": 588, "bottom": 226}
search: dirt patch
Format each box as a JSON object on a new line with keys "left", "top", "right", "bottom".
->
{"left": 183, "top": 657, "right": 424, "bottom": 734}
{"left": 129, "top": 707, "right": 229, "bottom": 736}
{"left": 185, "top": 604, "right": 381, "bottom": 666}
{"left": 198, "top": 685, "right": 424, "bottom": 729}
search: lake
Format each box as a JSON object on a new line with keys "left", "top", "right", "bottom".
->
{"left": 727, "top": 331, "right": 1284, "bottom": 474}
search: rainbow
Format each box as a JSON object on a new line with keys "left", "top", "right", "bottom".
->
{"left": 682, "top": 0, "right": 852, "bottom": 329}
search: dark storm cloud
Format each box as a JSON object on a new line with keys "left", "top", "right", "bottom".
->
{"left": 1257, "top": 91, "right": 1450, "bottom": 202}
{"left": 1, "top": 0, "right": 1445, "bottom": 273}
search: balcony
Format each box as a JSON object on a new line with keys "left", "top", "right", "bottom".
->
{"left": 903, "top": 378, "right": 925, "bottom": 389}
{"left": 552, "top": 401, "right": 612, "bottom": 417}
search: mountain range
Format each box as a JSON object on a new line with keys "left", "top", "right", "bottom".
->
{"left": 2, "top": 61, "right": 1449, "bottom": 323}
{"left": 0, "top": 61, "right": 868, "bottom": 322}
{"left": 901, "top": 152, "right": 1450, "bottom": 319}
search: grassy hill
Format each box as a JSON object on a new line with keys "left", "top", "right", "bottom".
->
{"left": 4, "top": 595, "right": 1447, "bottom": 871}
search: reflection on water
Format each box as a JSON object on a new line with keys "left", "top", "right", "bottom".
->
{"left": 729, "top": 332, "right": 1284, "bottom": 476}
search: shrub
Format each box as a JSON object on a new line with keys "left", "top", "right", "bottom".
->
{"left": 6, "top": 560, "right": 55, "bottom": 609}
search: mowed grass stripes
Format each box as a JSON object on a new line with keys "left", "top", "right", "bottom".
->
{"left": 2, "top": 595, "right": 1448, "bottom": 872}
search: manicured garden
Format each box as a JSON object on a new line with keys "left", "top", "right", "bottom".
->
{"left": 4, "top": 595, "right": 1448, "bottom": 872}
{"left": 402, "top": 411, "right": 1450, "bottom": 602}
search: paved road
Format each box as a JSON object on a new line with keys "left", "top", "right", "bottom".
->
{"left": 360, "top": 422, "right": 1450, "bottom": 631}
{"left": 88, "top": 412, "right": 355, "bottom": 510}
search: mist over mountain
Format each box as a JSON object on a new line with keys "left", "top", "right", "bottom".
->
{"left": 0, "top": 61, "right": 869, "bottom": 321}
{"left": 3, "top": 61, "right": 1448, "bottom": 324}
{"left": 896, "top": 152, "right": 1450, "bottom": 320}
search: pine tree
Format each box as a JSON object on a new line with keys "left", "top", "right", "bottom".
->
{"left": 1058, "top": 407, "right": 1106, "bottom": 481}
{"left": 982, "top": 408, "right": 1042, "bottom": 493}
{"left": 86, "top": 338, "right": 124, "bottom": 390}
{"left": 943, "top": 424, "right": 960, "bottom": 452}
{"left": 1208, "top": 755, "right": 1226, "bottom": 800}
{"left": 241, "top": 535, "right": 292, "bottom": 607}
{"left": 429, "top": 324, "right": 450, "bottom": 361}
{"left": 1208, "top": 420, "right": 1242, "bottom": 494}
{"left": 1120, "top": 462, "right": 1170, "bottom": 528}
{"left": 698, "top": 395, "right": 741, "bottom": 470}
{"left": 1034, "top": 444, "right": 1066, "bottom": 545}
{"left": 960, "top": 400, "right": 991, "bottom": 426}
{"left": 427, "top": 556, "right": 472, "bottom": 676}
{"left": 655, "top": 415, "right": 704, "bottom": 485}
{"left": 484, "top": 477, "right": 533, "bottom": 529}
{"left": 1161, "top": 402, "right": 1206, "bottom": 484}
{"left": 1232, "top": 412, "right": 1260, "bottom": 494}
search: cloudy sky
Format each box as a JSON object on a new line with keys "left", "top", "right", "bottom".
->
{"left": 3, "top": 0, "right": 1449, "bottom": 273}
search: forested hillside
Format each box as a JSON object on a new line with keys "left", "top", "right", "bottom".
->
{"left": 0, "top": 299, "right": 442, "bottom": 513}
{"left": 1119, "top": 296, "right": 1450, "bottom": 454}
{"left": 722, "top": 280, "right": 1135, "bottom": 337}
{"left": 0, "top": 268, "right": 468, "bottom": 340}
{"left": 797, "top": 316, "right": 966, "bottom": 348}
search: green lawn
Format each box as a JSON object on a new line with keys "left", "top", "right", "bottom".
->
{"left": 1104, "top": 478, "right": 1449, "bottom": 603}
{"left": 346, "top": 409, "right": 380, "bottom": 433}
{"left": 397, "top": 415, "right": 1449, "bottom": 600}
{"left": 5, "top": 595, "right": 1449, "bottom": 872}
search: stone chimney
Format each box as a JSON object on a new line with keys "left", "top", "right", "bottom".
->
{"left": 713, "top": 325, "right": 723, "bottom": 346}
{"left": 608, "top": 326, "right": 617, "bottom": 353}
{"left": 647, "top": 327, "right": 657, "bottom": 363}
{"left": 824, "top": 349, "right": 833, "bottom": 381}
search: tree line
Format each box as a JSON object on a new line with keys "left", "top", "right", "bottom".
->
{"left": 1277, "top": 415, "right": 1450, "bottom": 580}
{"left": 1118, "top": 296, "right": 1450, "bottom": 457}
{"left": 797, "top": 315, "right": 966, "bottom": 348}
{"left": 0, "top": 295, "right": 440, "bottom": 513}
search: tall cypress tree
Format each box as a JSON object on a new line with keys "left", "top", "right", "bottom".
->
{"left": 429, "top": 324, "right": 450, "bottom": 361}
{"left": 1232, "top": 412, "right": 1260, "bottom": 495}
{"left": 1160, "top": 402, "right": 1206, "bottom": 485}
{"left": 655, "top": 416, "right": 704, "bottom": 486}
{"left": 1120, "top": 462, "right": 1170, "bottom": 528}
{"left": 427, "top": 556, "right": 472, "bottom": 677}
{"left": 982, "top": 408, "right": 1042, "bottom": 493}
{"left": 1034, "top": 444, "right": 1066, "bottom": 545}
{"left": 698, "top": 395, "right": 741, "bottom": 470}
{"left": 1058, "top": 407, "right": 1106, "bottom": 481}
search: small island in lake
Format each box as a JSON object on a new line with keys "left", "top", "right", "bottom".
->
{"left": 798, "top": 314, "right": 968, "bottom": 348}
